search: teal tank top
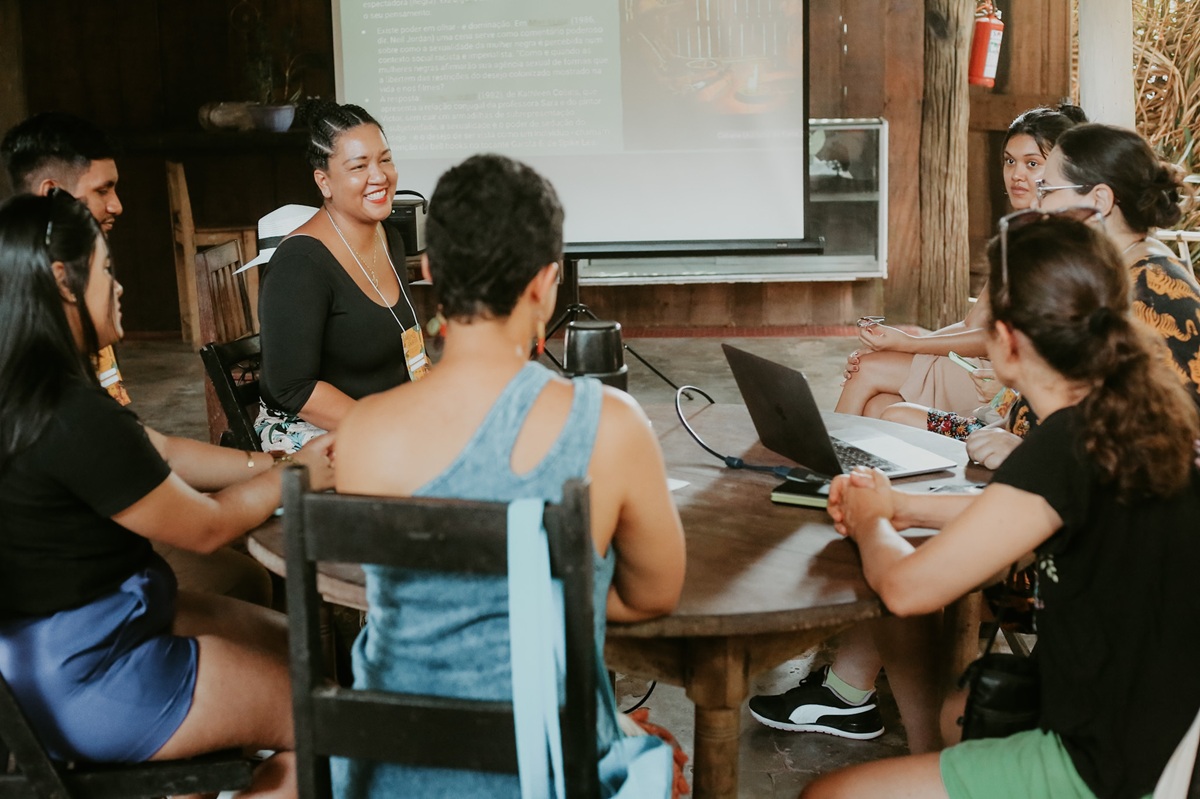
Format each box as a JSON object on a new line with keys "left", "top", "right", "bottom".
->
{"left": 334, "top": 363, "right": 618, "bottom": 798}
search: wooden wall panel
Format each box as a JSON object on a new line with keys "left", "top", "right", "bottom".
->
{"left": 21, "top": 1, "right": 163, "bottom": 132}
{"left": 966, "top": 0, "right": 1073, "bottom": 283}
{"left": 808, "top": 0, "right": 849, "bottom": 117}
{"left": 0, "top": 0, "right": 27, "bottom": 198}
{"left": 840, "top": 1, "right": 888, "bottom": 116}
{"left": 17, "top": 0, "right": 336, "bottom": 335}
{"left": 881, "top": 0, "right": 926, "bottom": 319}
{"left": 109, "top": 153, "right": 178, "bottom": 334}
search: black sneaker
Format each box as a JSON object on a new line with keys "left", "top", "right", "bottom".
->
{"left": 748, "top": 666, "right": 884, "bottom": 739}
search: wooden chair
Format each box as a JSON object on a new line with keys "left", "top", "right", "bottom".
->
{"left": 282, "top": 469, "right": 600, "bottom": 799}
{"left": 0, "top": 667, "right": 254, "bottom": 799}
{"left": 199, "top": 334, "right": 262, "bottom": 451}
{"left": 166, "top": 160, "right": 257, "bottom": 346}
{"left": 196, "top": 240, "right": 259, "bottom": 444}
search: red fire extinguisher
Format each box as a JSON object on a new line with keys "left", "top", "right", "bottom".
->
{"left": 968, "top": 2, "right": 1005, "bottom": 88}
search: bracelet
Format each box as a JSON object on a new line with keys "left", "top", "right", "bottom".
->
{"left": 244, "top": 451, "right": 256, "bottom": 469}
{"left": 273, "top": 454, "right": 296, "bottom": 467}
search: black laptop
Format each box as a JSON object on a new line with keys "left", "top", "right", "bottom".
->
{"left": 722, "top": 344, "right": 957, "bottom": 478}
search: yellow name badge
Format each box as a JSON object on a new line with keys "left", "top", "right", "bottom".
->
{"left": 402, "top": 324, "right": 430, "bottom": 382}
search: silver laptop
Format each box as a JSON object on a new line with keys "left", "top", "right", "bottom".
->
{"left": 722, "top": 344, "right": 957, "bottom": 479}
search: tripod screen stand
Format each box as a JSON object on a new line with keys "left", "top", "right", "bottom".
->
{"left": 543, "top": 257, "right": 682, "bottom": 391}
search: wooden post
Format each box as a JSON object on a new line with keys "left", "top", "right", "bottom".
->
{"left": 918, "top": 0, "right": 973, "bottom": 329}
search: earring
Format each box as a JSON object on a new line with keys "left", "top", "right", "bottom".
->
{"left": 536, "top": 319, "right": 546, "bottom": 356}
{"left": 425, "top": 307, "right": 447, "bottom": 337}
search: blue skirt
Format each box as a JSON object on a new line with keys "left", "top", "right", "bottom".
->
{"left": 0, "top": 554, "right": 197, "bottom": 762}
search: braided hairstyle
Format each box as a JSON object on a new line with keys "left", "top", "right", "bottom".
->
{"left": 987, "top": 217, "right": 1198, "bottom": 500}
{"left": 0, "top": 191, "right": 104, "bottom": 464}
{"left": 297, "top": 100, "right": 385, "bottom": 171}
{"left": 425, "top": 154, "right": 563, "bottom": 320}
{"left": 1054, "top": 124, "right": 1185, "bottom": 233}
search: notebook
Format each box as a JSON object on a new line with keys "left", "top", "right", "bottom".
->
{"left": 722, "top": 344, "right": 958, "bottom": 479}
{"left": 769, "top": 478, "right": 831, "bottom": 508}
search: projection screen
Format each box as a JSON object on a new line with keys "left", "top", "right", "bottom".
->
{"left": 334, "top": 0, "right": 810, "bottom": 252}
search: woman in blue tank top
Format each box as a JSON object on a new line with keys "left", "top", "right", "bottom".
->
{"left": 333, "top": 154, "right": 688, "bottom": 797}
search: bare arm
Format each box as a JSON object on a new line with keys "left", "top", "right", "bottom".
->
{"left": 144, "top": 427, "right": 280, "bottom": 491}
{"left": 114, "top": 435, "right": 336, "bottom": 554}
{"left": 859, "top": 324, "right": 989, "bottom": 358}
{"left": 858, "top": 287, "right": 992, "bottom": 358}
{"left": 297, "top": 381, "right": 357, "bottom": 431}
{"left": 834, "top": 468, "right": 1059, "bottom": 617}
{"left": 828, "top": 474, "right": 976, "bottom": 534}
{"left": 593, "top": 392, "right": 687, "bottom": 623}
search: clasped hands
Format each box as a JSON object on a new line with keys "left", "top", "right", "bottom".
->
{"left": 289, "top": 433, "right": 338, "bottom": 491}
{"left": 827, "top": 467, "right": 907, "bottom": 540}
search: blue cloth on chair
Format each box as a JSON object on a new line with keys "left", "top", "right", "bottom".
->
{"left": 333, "top": 363, "right": 617, "bottom": 798}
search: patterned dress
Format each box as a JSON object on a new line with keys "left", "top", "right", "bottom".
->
{"left": 1128, "top": 252, "right": 1200, "bottom": 402}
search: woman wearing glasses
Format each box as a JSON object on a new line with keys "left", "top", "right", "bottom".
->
{"left": 806, "top": 215, "right": 1200, "bottom": 799}
{"left": 0, "top": 191, "right": 335, "bottom": 797}
{"left": 964, "top": 123, "right": 1200, "bottom": 469}
{"left": 836, "top": 104, "right": 1087, "bottom": 419}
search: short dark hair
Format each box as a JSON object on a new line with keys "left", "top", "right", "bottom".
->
{"left": 425, "top": 154, "right": 564, "bottom": 319}
{"left": 0, "top": 191, "right": 104, "bottom": 463}
{"left": 297, "top": 100, "right": 384, "bottom": 171}
{"left": 1055, "top": 123, "right": 1184, "bottom": 232}
{"left": 1004, "top": 102, "right": 1088, "bottom": 157}
{"left": 1, "top": 112, "right": 116, "bottom": 194}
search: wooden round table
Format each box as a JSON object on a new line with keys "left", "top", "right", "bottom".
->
{"left": 249, "top": 402, "right": 987, "bottom": 798}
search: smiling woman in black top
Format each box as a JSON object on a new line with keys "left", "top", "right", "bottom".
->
{"left": 0, "top": 191, "right": 334, "bottom": 797}
{"left": 256, "top": 101, "right": 427, "bottom": 451}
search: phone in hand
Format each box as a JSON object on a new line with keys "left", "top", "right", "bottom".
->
{"left": 948, "top": 351, "right": 979, "bottom": 372}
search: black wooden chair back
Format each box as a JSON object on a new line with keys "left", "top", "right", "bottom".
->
{"left": 282, "top": 468, "right": 600, "bottom": 799}
{"left": 199, "top": 333, "right": 262, "bottom": 451}
{"left": 0, "top": 668, "right": 253, "bottom": 799}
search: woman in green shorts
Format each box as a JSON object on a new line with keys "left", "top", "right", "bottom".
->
{"left": 806, "top": 213, "right": 1200, "bottom": 799}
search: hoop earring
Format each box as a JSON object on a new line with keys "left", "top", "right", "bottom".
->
{"left": 536, "top": 319, "right": 546, "bottom": 356}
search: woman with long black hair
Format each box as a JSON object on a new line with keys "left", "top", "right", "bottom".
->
{"left": 0, "top": 190, "right": 334, "bottom": 797}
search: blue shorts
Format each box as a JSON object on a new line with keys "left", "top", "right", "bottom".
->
{"left": 0, "top": 555, "right": 197, "bottom": 762}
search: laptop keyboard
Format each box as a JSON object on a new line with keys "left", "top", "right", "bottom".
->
{"left": 832, "top": 439, "right": 900, "bottom": 473}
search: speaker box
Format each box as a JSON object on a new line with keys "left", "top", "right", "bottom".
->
{"left": 385, "top": 190, "right": 427, "bottom": 256}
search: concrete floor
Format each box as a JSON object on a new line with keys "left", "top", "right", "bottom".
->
{"left": 118, "top": 332, "right": 912, "bottom": 798}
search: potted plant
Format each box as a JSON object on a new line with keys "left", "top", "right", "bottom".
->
{"left": 229, "top": 0, "right": 318, "bottom": 131}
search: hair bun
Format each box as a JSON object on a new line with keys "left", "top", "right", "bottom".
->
{"left": 295, "top": 98, "right": 337, "bottom": 128}
{"left": 1054, "top": 102, "right": 1089, "bottom": 125}
{"left": 1137, "top": 161, "right": 1185, "bottom": 229}
{"left": 1087, "top": 305, "right": 1116, "bottom": 336}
